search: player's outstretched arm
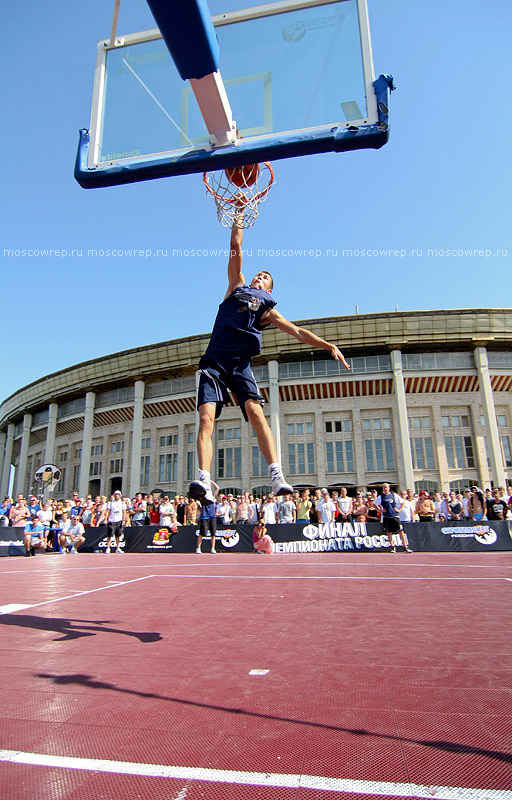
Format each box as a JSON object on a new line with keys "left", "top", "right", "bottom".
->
{"left": 224, "top": 220, "right": 245, "bottom": 299}
{"left": 263, "top": 308, "right": 350, "bottom": 370}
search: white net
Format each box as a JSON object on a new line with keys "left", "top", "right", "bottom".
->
{"left": 203, "top": 162, "right": 274, "bottom": 228}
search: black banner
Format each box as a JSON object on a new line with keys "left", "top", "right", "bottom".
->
{"left": 4, "top": 520, "right": 512, "bottom": 556}
{"left": 0, "top": 527, "right": 25, "bottom": 557}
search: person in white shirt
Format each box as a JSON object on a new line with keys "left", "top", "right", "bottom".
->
{"left": 261, "top": 495, "right": 279, "bottom": 524}
{"left": 60, "top": 518, "right": 85, "bottom": 554}
{"left": 216, "top": 496, "right": 232, "bottom": 524}
{"left": 105, "top": 490, "right": 126, "bottom": 553}
{"left": 317, "top": 489, "right": 336, "bottom": 524}
{"left": 398, "top": 490, "right": 415, "bottom": 523}
{"left": 337, "top": 487, "right": 353, "bottom": 522}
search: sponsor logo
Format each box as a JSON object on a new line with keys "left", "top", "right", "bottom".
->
{"left": 220, "top": 529, "right": 239, "bottom": 548}
{"left": 440, "top": 524, "right": 498, "bottom": 545}
{"left": 282, "top": 13, "right": 344, "bottom": 42}
{"left": 152, "top": 527, "right": 175, "bottom": 546}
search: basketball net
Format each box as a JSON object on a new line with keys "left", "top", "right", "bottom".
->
{"left": 203, "top": 162, "right": 274, "bottom": 228}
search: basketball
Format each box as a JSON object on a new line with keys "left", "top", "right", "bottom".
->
{"left": 225, "top": 163, "right": 260, "bottom": 187}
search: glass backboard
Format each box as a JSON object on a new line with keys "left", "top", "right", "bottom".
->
{"left": 75, "top": 0, "right": 392, "bottom": 187}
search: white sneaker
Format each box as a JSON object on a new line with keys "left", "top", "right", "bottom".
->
{"left": 115, "top": 547, "right": 123, "bottom": 554}
{"left": 210, "top": 548, "right": 216, "bottom": 554}
{"left": 271, "top": 472, "right": 293, "bottom": 497}
{"left": 105, "top": 547, "right": 111, "bottom": 554}
{"left": 189, "top": 480, "right": 215, "bottom": 505}
{"left": 70, "top": 547, "right": 78, "bottom": 554}
{"left": 195, "top": 547, "right": 201, "bottom": 554}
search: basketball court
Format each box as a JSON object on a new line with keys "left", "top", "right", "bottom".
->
{"left": 1, "top": 551, "right": 511, "bottom": 799}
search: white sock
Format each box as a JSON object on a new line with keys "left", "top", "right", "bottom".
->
{"left": 199, "top": 469, "right": 211, "bottom": 485}
{"left": 269, "top": 462, "right": 282, "bottom": 476}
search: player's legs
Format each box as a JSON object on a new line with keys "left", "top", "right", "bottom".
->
{"left": 197, "top": 402, "right": 216, "bottom": 471}
{"left": 244, "top": 399, "right": 277, "bottom": 464}
{"left": 244, "top": 399, "right": 292, "bottom": 496}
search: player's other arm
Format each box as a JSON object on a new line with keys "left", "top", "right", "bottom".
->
{"left": 262, "top": 309, "right": 350, "bottom": 369}
{"left": 224, "top": 222, "right": 245, "bottom": 300}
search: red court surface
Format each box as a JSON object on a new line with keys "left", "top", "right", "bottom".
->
{"left": 0, "top": 551, "right": 511, "bottom": 800}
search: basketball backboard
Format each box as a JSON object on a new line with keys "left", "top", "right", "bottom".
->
{"left": 75, "top": 0, "right": 393, "bottom": 188}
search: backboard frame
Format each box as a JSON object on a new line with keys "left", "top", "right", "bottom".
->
{"left": 75, "top": 0, "right": 392, "bottom": 188}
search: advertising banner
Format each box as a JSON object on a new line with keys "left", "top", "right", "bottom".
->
{"left": 4, "top": 520, "right": 512, "bottom": 556}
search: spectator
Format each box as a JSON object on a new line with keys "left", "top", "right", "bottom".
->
{"left": 461, "top": 489, "right": 472, "bottom": 520}
{"left": 415, "top": 491, "right": 435, "bottom": 522}
{"left": 353, "top": 492, "right": 368, "bottom": 522}
{"left": 253, "top": 520, "right": 273, "bottom": 554}
{"left": 175, "top": 495, "right": 187, "bottom": 525}
{"left": 439, "top": 492, "right": 452, "bottom": 521}
{"left": 185, "top": 497, "right": 199, "bottom": 526}
{"left": 398, "top": 490, "right": 415, "bottom": 523}
{"left": 9, "top": 495, "right": 30, "bottom": 527}
{"left": 247, "top": 494, "right": 260, "bottom": 524}
{"left": 317, "top": 489, "right": 336, "bottom": 524}
{"left": 468, "top": 486, "right": 487, "bottom": 521}
{"left": 216, "top": 495, "right": 232, "bottom": 524}
{"left": 310, "top": 489, "right": 322, "bottom": 523}
{"left": 279, "top": 492, "right": 296, "bottom": 524}
{"left": 261, "top": 494, "right": 279, "bottom": 524}
{"left": 131, "top": 493, "right": 147, "bottom": 526}
{"left": 160, "top": 495, "right": 176, "bottom": 527}
{"left": 448, "top": 491, "right": 463, "bottom": 520}
{"left": 374, "top": 483, "right": 412, "bottom": 553}
{"left": 0, "top": 498, "right": 11, "bottom": 527}
{"left": 27, "top": 495, "right": 41, "bottom": 516}
{"left": 235, "top": 495, "right": 249, "bottom": 522}
{"left": 24, "top": 515, "right": 45, "bottom": 556}
{"left": 486, "top": 488, "right": 508, "bottom": 520}
{"left": 366, "top": 491, "right": 381, "bottom": 522}
{"left": 296, "top": 489, "right": 312, "bottom": 524}
{"left": 59, "top": 517, "right": 85, "bottom": 554}
{"left": 337, "top": 487, "right": 353, "bottom": 523}
{"left": 105, "top": 490, "right": 126, "bottom": 553}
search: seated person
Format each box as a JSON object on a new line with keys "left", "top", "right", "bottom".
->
{"left": 24, "top": 515, "right": 45, "bottom": 557}
{"left": 253, "top": 520, "right": 274, "bottom": 554}
{"left": 59, "top": 516, "right": 86, "bottom": 554}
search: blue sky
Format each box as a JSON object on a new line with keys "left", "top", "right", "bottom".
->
{"left": 1, "top": 0, "right": 510, "bottom": 404}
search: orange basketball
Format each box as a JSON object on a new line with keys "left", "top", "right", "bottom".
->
{"left": 225, "top": 163, "right": 260, "bottom": 187}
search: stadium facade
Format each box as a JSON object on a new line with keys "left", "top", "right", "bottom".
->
{"left": 1, "top": 309, "right": 511, "bottom": 500}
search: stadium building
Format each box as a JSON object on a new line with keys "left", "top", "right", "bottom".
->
{"left": 1, "top": 309, "right": 511, "bottom": 500}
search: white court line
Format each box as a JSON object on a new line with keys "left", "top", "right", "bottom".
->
{"left": 0, "top": 750, "right": 510, "bottom": 800}
{"left": 154, "top": 574, "right": 508, "bottom": 581}
{"left": 0, "top": 575, "right": 154, "bottom": 614}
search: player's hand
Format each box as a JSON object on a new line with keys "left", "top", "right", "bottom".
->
{"left": 330, "top": 345, "right": 350, "bottom": 370}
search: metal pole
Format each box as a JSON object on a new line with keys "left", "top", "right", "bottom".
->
{"left": 109, "top": 0, "right": 122, "bottom": 47}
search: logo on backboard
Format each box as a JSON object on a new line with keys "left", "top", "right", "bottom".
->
{"left": 282, "top": 14, "right": 345, "bottom": 42}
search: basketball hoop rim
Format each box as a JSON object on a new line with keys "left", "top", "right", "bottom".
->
{"left": 203, "top": 161, "right": 274, "bottom": 205}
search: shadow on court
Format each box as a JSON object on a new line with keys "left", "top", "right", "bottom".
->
{"left": 0, "top": 614, "right": 162, "bottom": 642}
{"left": 36, "top": 671, "right": 512, "bottom": 766}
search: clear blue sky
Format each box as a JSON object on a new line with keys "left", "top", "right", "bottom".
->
{"left": 1, "top": 0, "right": 510, "bottom": 404}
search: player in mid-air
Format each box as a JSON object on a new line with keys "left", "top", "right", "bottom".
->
{"left": 189, "top": 218, "right": 350, "bottom": 505}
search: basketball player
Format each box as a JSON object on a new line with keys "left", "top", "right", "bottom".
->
{"left": 189, "top": 219, "right": 350, "bottom": 505}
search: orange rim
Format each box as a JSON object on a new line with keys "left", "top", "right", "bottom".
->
{"left": 203, "top": 162, "right": 274, "bottom": 205}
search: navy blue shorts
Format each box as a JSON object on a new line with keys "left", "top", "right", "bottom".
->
{"left": 197, "top": 354, "right": 264, "bottom": 421}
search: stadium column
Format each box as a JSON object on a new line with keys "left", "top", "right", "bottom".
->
{"left": 0, "top": 423, "right": 15, "bottom": 498}
{"left": 390, "top": 350, "right": 414, "bottom": 490}
{"left": 45, "top": 403, "right": 58, "bottom": 465}
{"left": 268, "top": 360, "right": 281, "bottom": 463}
{"left": 15, "top": 414, "right": 32, "bottom": 497}
{"left": 0, "top": 430, "right": 5, "bottom": 496}
{"left": 129, "top": 380, "right": 145, "bottom": 497}
{"left": 474, "top": 346, "right": 506, "bottom": 487}
{"left": 78, "top": 392, "right": 95, "bottom": 499}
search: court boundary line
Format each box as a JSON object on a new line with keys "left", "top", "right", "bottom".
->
{"left": 1, "top": 749, "right": 510, "bottom": 800}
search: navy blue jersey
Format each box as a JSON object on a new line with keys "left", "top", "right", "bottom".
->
{"left": 204, "top": 285, "right": 277, "bottom": 358}
{"left": 377, "top": 492, "right": 401, "bottom": 518}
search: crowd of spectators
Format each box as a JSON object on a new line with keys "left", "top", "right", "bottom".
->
{"left": 2, "top": 483, "right": 511, "bottom": 542}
